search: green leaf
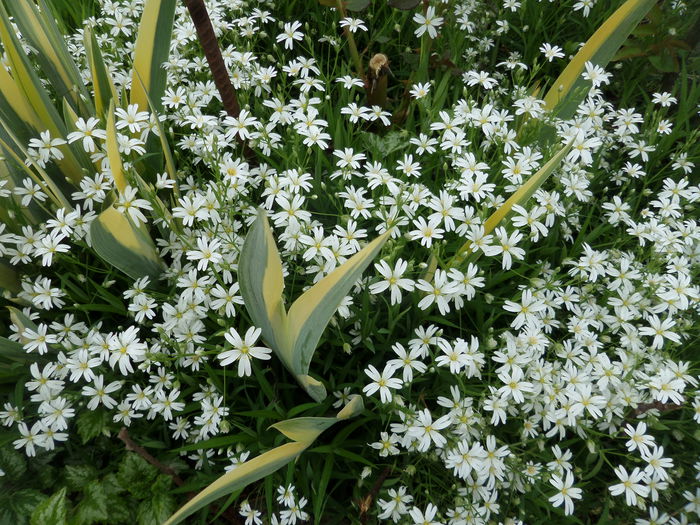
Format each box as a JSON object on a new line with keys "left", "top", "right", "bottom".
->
{"left": 76, "top": 409, "right": 109, "bottom": 444}
{"left": 0, "top": 446, "right": 27, "bottom": 479}
{"left": 64, "top": 464, "right": 99, "bottom": 492}
{"left": 137, "top": 475, "right": 175, "bottom": 525}
{"left": 10, "top": 489, "right": 47, "bottom": 524}
{"left": 117, "top": 453, "right": 158, "bottom": 498}
{"left": 387, "top": 0, "right": 421, "bottom": 9}
{"left": 30, "top": 488, "right": 67, "bottom": 525}
{"left": 73, "top": 482, "right": 109, "bottom": 525}
{"left": 130, "top": 0, "right": 176, "bottom": 114}
{"left": 90, "top": 205, "right": 163, "bottom": 281}
{"left": 542, "top": 0, "right": 656, "bottom": 120}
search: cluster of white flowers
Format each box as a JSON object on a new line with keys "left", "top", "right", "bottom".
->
{"left": 0, "top": 0, "right": 698, "bottom": 523}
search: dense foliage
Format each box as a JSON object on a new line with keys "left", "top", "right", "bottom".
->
{"left": 0, "top": 0, "right": 699, "bottom": 523}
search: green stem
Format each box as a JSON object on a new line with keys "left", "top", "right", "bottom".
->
{"left": 336, "top": 0, "right": 364, "bottom": 80}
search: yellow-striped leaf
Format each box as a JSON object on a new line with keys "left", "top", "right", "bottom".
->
{"left": 106, "top": 102, "right": 127, "bottom": 194}
{"left": 163, "top": 441, "right": 307, "bottom": 525}
{"left": 90, "top": 205, "right": 162, "bottom": 280}
{"left": 164, "top": 399, "right": 363, "bottom": 525}
{"left": 0, "top": 123, "right": 71, "bottom": 209}
{"left": 285, "top": 230, "right": 390, "bottom": 400}
{"left": 4, "top": 0, "right": 90, "bottom": 116}
{"left": 239, "top": 211, "right": 389, "bottom": 401}
{"left": 130, "top": 0, "right": 176, "bottom": 114}
{"left": 0, "top": 4, "right": 85, "bottom": 185}
{"left": 271, "top": 396, "right": 364, "bottom": 441}
{"left": 451, "top": 144, "right": 571, "bottom": 267}
{"left": 542, "top": 0, "right": 655, "bottom": 120}
{"left": 84, "top": 26, "right": 118, "bottom": 119}
{"left": 0, "top": 3, "right": 63, "bottom": 138}
{"left": 238, "top": 209, "right": 289, "bottom": 368}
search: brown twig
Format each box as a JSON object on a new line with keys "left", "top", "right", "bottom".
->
{"left": 183, "top": 0, "right": 240, "bottom": 118}
{"left": 358, "top": 466, "right": 393, "bottom": 524}
{"left": 118, "top": 427, "right": 185, "bottom": 485}
{"left": 117, "top": 427, "right": 243, "bottom": 524}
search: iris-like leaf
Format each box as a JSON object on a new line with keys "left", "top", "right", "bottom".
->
{"left": 90, "top": 206, "right": 163, "bottom": 281}
{"left": 542, "top": 0, "right": 655, "bottom": 120}
{"left": 105, "top": 101, "right": 127, "bottom": 194}
{"left": 4, "top": 0, "right": 90, "bottom": 117}
{"left": 450, "top": 144, "right": 571, "bottom": 267}
{"left": 238, "top": 209, "right": 288, "bottom": 367}
{"left": 239, "top": 210, "right": 389, "bottom": 401}
{"left": 84, "top": 26, "right": 118, "bottom": 119}
{"left": 285, "top": 230, "right": 390, "bottom": 400}
{"left": 163, "top": 397, "right": 363, "bottom": 525}
{"left": 130, "top": 0, "right": 176, "bottom": 114}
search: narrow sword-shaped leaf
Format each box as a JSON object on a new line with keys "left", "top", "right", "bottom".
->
{"left": 542, "top": 0, "right": 655, "bottom": 120}
{"left": 450, "top": 144, "right": 571, "bottom": 267}
{"left": 285, "top": 231, "right": 390, "bottom": 398}
{"left": 0, "top": 261, "right": 19, "bottom": 294}
{"left": 238, "top": 209, "right": 288, "bottom": 367}
{"left": 130, "top": 0, "right": 176, "bottom": 114}
{"left": 163, "top": 441, "right": 307, "bottom": 525}
{"left": 163, "top": 398, "right": 363, "bottom": 525}
{"left": 0, "top": 4, "right": 86, "bottom": 185}
{"left": 90, "top": 206, "right": 163, "bottom": 280}
{"left": 4, "top": 0, "right": 90, "bottom": 116}
{"left": 84, "top": 26, "right": 118, "bottom": 119}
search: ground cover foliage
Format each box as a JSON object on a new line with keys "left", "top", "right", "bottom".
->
{"left": 0, "top": 0, "right": 699, "bottom": 523}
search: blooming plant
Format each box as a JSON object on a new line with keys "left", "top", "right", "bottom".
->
{"left": 0, "top": 0, "right": 698, "bottom": 523}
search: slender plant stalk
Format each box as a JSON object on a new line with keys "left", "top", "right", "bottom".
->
{"left": 183, "top": 0, "right": 240, "bottom": 118}
{"left": 336, "top": 0, "right": 364, "bottom": 82}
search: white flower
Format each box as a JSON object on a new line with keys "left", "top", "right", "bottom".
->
{"left": 497, "top": 366, "right": 533, "bottom": 403}
{"left": 638, "top": 315, "right": 681, "bottom": 349}
{"left": 339, "top": 17, "right": 367, "bottom": 33}
{"left": 539, "top": 43, "right": 565, "bottom": 61}
{"left": 362, "top": 364, "right": 402, "bottom": 403}
{"left": 108, "top": 325, "right": 147, "bottom": 375}
{"left": 409, "top": 82, "right": 431, "bottom": 99}
{"left": 116, "top": 185, "right": 153, "bottom": 226}
{"left": 413, "top": 6, "right": 444, "bottom": 39}
{"left": 369, "top": 259, "right": 414, "bottom": 305}
{"left": 66, "top": 117, "right": 106, "bottom": 152}
{"left": 276, "top": 21, "right": 303, "bottom": 49}
{"left": 548, "top": 471, "right": 582, "bottom": 515}
{"left": 415, "top": 269, "right": 460, "bottom": 315}
{"left": 651, "top": 92, "right": 677, "bottom": 107}
{"left": 186, "top": 237, "right": 223, "bottom": 271}
{"left": 408, "top": 217, "right": 443, "bottom": 248}
{"left": 219, "top": 327, "right": 272, "bottom": 377}
{"left": 609, "top": 466, "right": 649, "bottom": 506}
{"left": 407, "top": 408, "right": 451, "bottom": 451}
